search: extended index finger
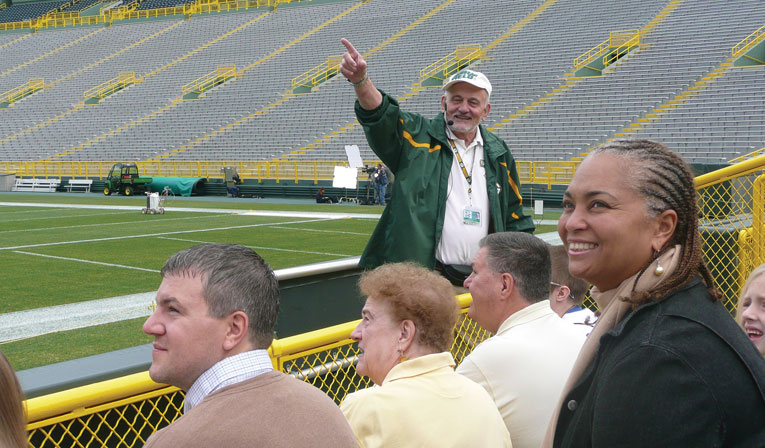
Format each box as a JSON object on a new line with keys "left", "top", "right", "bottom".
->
{"left": 341, "top": 38, "right": 359, "bottom": 58}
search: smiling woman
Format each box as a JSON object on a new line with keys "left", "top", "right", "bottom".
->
{"left": 340, "top": 263, "right": 511, "bottom": 447}
{"left": 737, "top": 263, "right": 765, "bottom": 357}
{"left": 546, "top": 139, "right": 765, "bottom": 447}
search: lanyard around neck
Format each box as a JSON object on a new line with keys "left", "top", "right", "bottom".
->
{"left": 447, "top": 137, "right": 480, "bottom": 205}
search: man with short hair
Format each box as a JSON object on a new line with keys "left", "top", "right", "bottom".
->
{"left": 340, "top": 38, "right": 534, "bottom": 285}
{"left": 549, "top": 244, "right": 597, "bottom": 336}
{"left": 457, "top": 233, "right": 585, "bottom": 448}
{"left": 142, "top": 243, "right": 357, "bottom": 448}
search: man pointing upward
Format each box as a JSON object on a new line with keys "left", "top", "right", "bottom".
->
{"left": 340, "top": 38, "right": 534, "bottom": 285}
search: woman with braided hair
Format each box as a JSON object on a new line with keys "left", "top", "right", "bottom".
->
{"left": 543, "top": 139, "right": 765, "bottom": 447}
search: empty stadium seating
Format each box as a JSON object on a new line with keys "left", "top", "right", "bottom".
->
{"left": 0, "top": 0, "right": 66, "bottom": 23}
{"left": 0, "top": 0, "right": 763, "bottom": 165}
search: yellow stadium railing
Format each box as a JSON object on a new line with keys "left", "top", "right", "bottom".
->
{"left": 574, "top": 29, "right": 639, "bottom": 69}
{"left": 24, "top": 294, "right": 489, "bottom": 447}
{"left": 181, "top": 65, "right": 236, "bottom": 96}
{"left": 420, "top": 44, "right": 483, "bottom": 82}
{"left": 603, "top": 29, "right": 640, "bottom": 65}
{"left": 732, "top": 23, "right": 765, "bottom": 58}
{"left": 729, "top": 147, "right": 765, "bottom": 164}
{"left": 84, "top": 72, "right": 137, "bottom": 101}
{"left": 291, "top": 56, "right": 343, "bottom": 92}
{"left": 0, "top": 0, "right": 313, "bottom": 32}
{"left": 0, "top": 160, "right": 581, "bottom": 186}
{"left": 0, "top": 79, "right": 44, "bottom": 106}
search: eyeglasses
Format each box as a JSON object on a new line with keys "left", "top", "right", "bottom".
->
{"left": 550, "top": 282, "right": 575, "bottom": 300}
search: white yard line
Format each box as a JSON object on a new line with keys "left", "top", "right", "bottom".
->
{"left": 12, "top": 251, "right": 161, "bottom": 273}
{"left": 0, "top": 210, "right": 135, "bottom": 225}
{"left": 0, "top": 218, "right": 338, "bottom": 251}
{"left": 0, "top": 292, "right": 156, "bottom": 343}
{"left": 0, "top": 207, "right": 70, "bottom": 215}
{"left": 0, "top": 202, "right": 383, "bottom": 219}
{"left": 270, "top": 225, "right": 372, "bottom": 236}
{"left": 159, "top": 236, "right": 354, "bottom": 257}
{"left": 536, "top": 231, "right": 562, "bottom": 245}
{"left": 0, "top": 213, "right": 229, "bottom": 234}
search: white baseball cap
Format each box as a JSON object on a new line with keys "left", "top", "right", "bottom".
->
{"left": 442, "top": 69, "right": 492, "bottom": 97}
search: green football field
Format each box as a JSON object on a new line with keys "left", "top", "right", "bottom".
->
{"left": 0, "top": 192, "right": 559, "bottom": 370}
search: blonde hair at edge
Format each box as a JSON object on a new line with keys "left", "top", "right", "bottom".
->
{"left": 737, "top": 263, "right": 765, "bottom": 324}
{"left": 0, "top": 351, "right": 26, "bottom": 448}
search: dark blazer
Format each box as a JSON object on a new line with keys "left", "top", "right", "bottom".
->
{"left": 554, "top": 277, "right": 765, "bottom": 447}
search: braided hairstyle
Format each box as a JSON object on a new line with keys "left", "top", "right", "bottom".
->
{"left": 589, "top": 139, "right": 720, "bottom": 305}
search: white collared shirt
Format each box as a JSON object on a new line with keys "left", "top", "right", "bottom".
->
{"left": 436, "top": 126, "right": 490, "bottom": 266}
{"left": 184, "top": 349, "right": 273, "bottom": 413}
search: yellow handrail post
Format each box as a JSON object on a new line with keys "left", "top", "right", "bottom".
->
{"left": 732, "top": 24, "right": 765, "bottom": 58}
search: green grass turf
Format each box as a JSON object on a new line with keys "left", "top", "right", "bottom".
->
{"left": 0, "top": 194, "right": 560, "bottom": 370}
{"left": 1, "top": 318, "right": 153, "bottom": 371}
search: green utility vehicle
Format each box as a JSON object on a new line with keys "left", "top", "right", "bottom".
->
{"left": 103, "top": 163, "right": 152, "bottom": 196}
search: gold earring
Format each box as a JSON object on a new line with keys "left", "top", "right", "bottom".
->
{"left": 398, "top": 350, "right": 408, "bottom": 363}
{"left": 654, "top": 254, "right": 664, "bottom": 276}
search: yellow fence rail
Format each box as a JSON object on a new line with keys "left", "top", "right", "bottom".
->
{"left": 420, "top": 44, "right": 483, "bottom": 81}
{"left": 574, "top": 29, "right": 639, "bottom": 68}
{"left": 729, "top": 147, "right": 765, "bottom": 164}
{"left": 24, "top": 294, "right": 489, "bottom": 447}
{"left": 84, "top": 72, "right": 137, "bottom": 100}
{"left": 291, "top": 56, "right": 343, "bottom": 91}
{"left": 694, "top": 155, "right": 765, "bottom": 312}
{"left": 181, "top": 65, "right": 236, "bottom": 96}
{"left": 0, "top": 160, "right": 581, "bottom": 185}
{"left": 732, "top": 23, "right": 765, "bottom": 57}
{"left": 0, "top": 79, "right": 44, "bottom": 105}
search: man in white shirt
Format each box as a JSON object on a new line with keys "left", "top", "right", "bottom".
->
{"left": 549, "top": 244, "right": 597, "bottom": 336}
{"left": 142, "top": 243, "right": 356, "bottom": 447}
{"left": 457, "top": 232, "right": 586, "bottom": 448}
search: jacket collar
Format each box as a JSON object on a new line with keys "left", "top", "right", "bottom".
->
{"left": 605, "top": 277, "right": 702, "bottom": 338}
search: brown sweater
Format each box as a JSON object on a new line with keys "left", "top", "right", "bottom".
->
{"left": 144, "top": 371, "right": 357, "bottom": 448}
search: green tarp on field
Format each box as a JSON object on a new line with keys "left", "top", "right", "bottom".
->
{"left": 148, "top": 177, "right": 206, "bottom": 197}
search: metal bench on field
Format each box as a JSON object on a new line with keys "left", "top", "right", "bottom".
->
{"left": 13, "top": 178, "right": 61, "bottom": 192}
{"left": 65, "top": 179, "right": 93, "bottom": 193}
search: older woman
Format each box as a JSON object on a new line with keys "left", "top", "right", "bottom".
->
{"left": 544, "top": 140, "right": 765, "bottom": 447}
{"left": 1, "top": 351, "right": 26, "bottom": 448}
{"left": 738, "top": 263, "right": 765, "bottom": 357}
{"left": 340, "top": 263, "right": 511, "bottom": 448}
